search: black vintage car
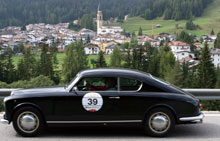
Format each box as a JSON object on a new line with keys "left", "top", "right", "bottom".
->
{"left": 1, "top": 69, "right": 204, "bottom": 137}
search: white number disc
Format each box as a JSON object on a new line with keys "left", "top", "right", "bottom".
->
{"left": 82, "top": 92, "right": 103, "bottom": 112}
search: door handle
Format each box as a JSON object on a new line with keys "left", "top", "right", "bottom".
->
{"left": 109, "top": 97, "right": 120, "bottom": 99}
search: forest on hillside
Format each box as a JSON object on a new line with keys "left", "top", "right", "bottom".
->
{"left": 0, "top": 0, "right": 213, "bottom": 28}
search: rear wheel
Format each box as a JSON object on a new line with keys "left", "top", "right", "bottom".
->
{"left": 12, "top": 106, "right": 44, "bottom": 137}
{"left": 144, "top": 107, "right": 175, "bottom": 137}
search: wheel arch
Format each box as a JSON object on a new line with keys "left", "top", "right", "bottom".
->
{"left": 9, "top": 102, "right": 45, "bottom": 124}
{"left": 143, "top": 104, "right": 178, "bottom": 124}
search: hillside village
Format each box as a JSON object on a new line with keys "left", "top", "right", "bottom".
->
{"left": 0, "top": 9, "right": 219, "bottom": 68}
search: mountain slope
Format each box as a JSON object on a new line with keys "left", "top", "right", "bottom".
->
{"left": 121, "top": 0, "right": 220, "bottom": 36}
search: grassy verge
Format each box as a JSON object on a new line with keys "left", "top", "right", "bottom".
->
{"left": 201, "top": 100, "right": 220, "bottom": 111}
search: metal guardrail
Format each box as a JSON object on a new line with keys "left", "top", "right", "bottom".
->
{"left": 0, "top": 89, "right": 19, "bottom": 99}
{"left": 183, "top": 89, "right": 220, "bottom": 100}
{"left": 0, "top": 88, "right": 220, "bottom": 100}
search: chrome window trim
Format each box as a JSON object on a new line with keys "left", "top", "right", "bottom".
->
{"left": 119, "top": 77, "right": 143, "bottom": 92}
{"left": 117, "top": 77, "right": 120, "bottom": 92}
{"left": 69, "top": 76, "right": 143, "bottom": 93}
{"left": 66, "top": 74, "right": 81, "bottom": 92}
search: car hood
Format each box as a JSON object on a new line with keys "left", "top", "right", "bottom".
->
{"left": 11, "top": 86, "right": 67, "bottom": 96}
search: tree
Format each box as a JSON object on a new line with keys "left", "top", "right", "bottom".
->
{"left": 165, "top": 62, "right": 184, "bottom": 88}
{"left": 142, "top": 8, "right": 153, "bottom": 20}
{"left": 4, "top": 54, "right": 16, "bottom": 83}
{"left": 164, "top": 9, "right": 172, "bottom": 20}
{"left": 9, "top": 75, "right": 55, "bottom": 89}
{"left": 86, "top": 35, "right": 91, "bottom": 44}
{"left": 159, "top": 46, "right": 176, "bottom": 79}
{"left": 198, "top": 42, "right": 216, "bottom": 88}
{"left": 214, "top": 32, "right": 220, "bottom": 48}
{"left": 110, "top": 46, "right": 122, "bottom": 68}
{"left": 216, "top": 67, "right": 220, "bottom": 88}
{"left": 211, "top": 29, "right": 215, "bottom": 35}
{"left": 138, "top": 27, "right": 143, "bottom": 36}
{"left": 0, "top": 60, "right": 4, "bottom": 82}
{"left": 185, "top": 20, "right": 200, "bottom": 30}
{"left": 13, "top": 43, "right": 25, "bottom": 54}
{"left": 62, "top": 42, "right": 88, "bottom": 83}
{"left": 96, "top": 51, "right": 107, "bottom": 68}
{"left": 182, "top": 61, "right": 191, "bottom": 88}
{"left": 17, "top": 48, "right": 38, "bottom": 80}
{"left": 146, "top": 49, "right": 160, "bottom": 77}
{"left": 68, "top": 21, "right": 80, "bottom": 31}
{"left": 0, "top": 0, "right": 213, "bottom": 28}
{"left": 122, "top": 42, "right": 132, "bottom": 68}
{"left": 39, "top": 44, "right": 55, "bottom": 82}
{"left": 79, "top": 14, "right": 95, "bottom": 31}
{"left": 21, "top": 25, "right": 26, "bottom": 31}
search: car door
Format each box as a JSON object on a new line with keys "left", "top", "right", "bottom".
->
{"left": 65, "top": 77, "right": 120, "bottom": 121}
{"left": 107, "top": 77, "right": 148, "bottom": 121}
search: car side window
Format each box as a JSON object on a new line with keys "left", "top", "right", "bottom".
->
{"left": 120, "top": 77, "right": 142, "bottom": 91}
{"left": 75, "top": 77, "right": 117, "bottom": 91}
{"left": 140, "top": 81, "right": 166, "bottom": 92}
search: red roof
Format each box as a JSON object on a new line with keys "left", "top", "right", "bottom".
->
{"left": 168, "top": 41, "right": 190, "bottom": 46}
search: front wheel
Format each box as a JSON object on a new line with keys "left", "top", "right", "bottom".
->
{"left": 12, "top": 106, "right": 44, "bottom": 137}
{"left": 144, "top": 107, "right": 175, "bottom": 137}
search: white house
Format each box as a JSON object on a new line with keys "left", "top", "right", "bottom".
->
{"left": 79, "top": 28, "right": 96, "bottom": 39}
{"left": 168, "top": 41, "right": 194, "bottom": 61}
{"left": 211, "top": 49, "right": 220, "bottom": 67}
{"left": 84, "top": 43, "right": 100, "bottom": 55}
{"left": 168, "top": 41, "right": 191, "bottom": 53}
{"left": 0, "top": 31, "right": 15, "bottom": 39}
{"left": 173, "top": 51, "right": 194, "bottom": 61}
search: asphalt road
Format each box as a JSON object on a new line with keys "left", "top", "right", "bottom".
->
{"left": 1, "top": 112, "right": 220, "bottom": 141}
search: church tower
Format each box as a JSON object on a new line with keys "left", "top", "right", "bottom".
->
{"left": 97, "top": 4, "right": 103, "bottom": 34}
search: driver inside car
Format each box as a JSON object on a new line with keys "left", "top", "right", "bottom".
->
{"left": 85, "top": 77, "right": 117, "bottom": 91}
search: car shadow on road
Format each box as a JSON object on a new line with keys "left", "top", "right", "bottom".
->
{"left": 16, "top": 122, "right": 220, "bottom": 139}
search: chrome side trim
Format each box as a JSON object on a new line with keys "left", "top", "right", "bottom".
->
{"left": 179, "top": 113, "right": 204, "bottom": 121}
{"left": 46, "top": 120, "right": 142, "bottom": 124}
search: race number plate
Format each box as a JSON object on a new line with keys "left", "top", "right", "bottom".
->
{"left": 82, "top": 92, "right": 103, "bottom": 112}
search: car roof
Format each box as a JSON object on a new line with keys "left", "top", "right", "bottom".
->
{"left": 78, "top": 68, "right": 151, "bottom": 79}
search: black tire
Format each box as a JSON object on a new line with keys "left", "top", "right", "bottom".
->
{"left": 144, "top": 107, "right": 175, "bottom": 137}
{"left": 12, "top": 106, "right": 44, "bottom": 137}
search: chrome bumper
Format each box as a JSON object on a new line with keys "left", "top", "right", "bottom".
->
{"left": 0, "top": 112, "right": 9, "bottom": 124}
{"left": 179, "top": 113, "right": 204, "bottom": 122}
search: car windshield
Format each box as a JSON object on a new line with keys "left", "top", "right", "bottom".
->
{"left": 65, "top": 73, "right": 79, "bottom": 89}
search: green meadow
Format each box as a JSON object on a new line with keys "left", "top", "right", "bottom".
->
{"left": 12, "top": 53, "right": 111, "bottom": 70}
{"left": 120, "top": 0, "right": 220, "bottom": 37}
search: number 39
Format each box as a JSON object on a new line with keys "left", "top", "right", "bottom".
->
{"left": 88, "top": 98, "right": 98, "bottom": 105}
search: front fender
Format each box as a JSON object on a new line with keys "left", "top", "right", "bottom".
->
{"left": 8, "top": 102, "right": 44, "bottom": 123}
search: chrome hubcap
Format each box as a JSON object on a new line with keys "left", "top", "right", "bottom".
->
{"left": 149, "top": 112, "right": 170, "bottom": 134}
{"left": 17, "top": 111, "right": 39, "bottom": 133}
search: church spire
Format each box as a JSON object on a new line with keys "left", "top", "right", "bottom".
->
{"left": 97, "top": 3, "right": 103, "bottom": 35}
{"left": 98, "top": 3, "right": 100, "bottom": 11}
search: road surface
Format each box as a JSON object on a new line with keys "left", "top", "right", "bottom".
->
{"left": 0, "top": 112, "right": 220, "bottom": 141}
